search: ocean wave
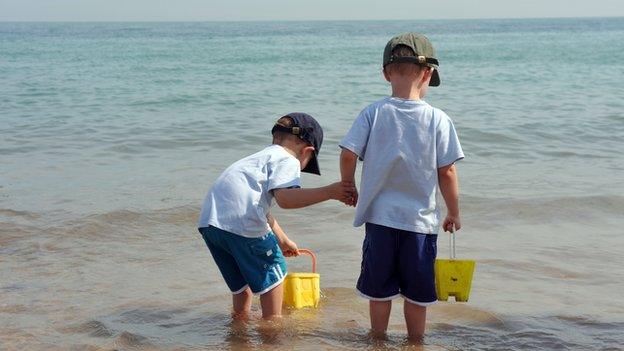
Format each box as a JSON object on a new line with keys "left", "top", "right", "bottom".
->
{"left": 2, "top": 194, "right": 623, "bottom": 235}
{"left": 461, "top": 194, "right": 624, "bottom": 224}
{"left": 0, "top": 208, "right": 40, "bottom": 219}
{"left": 461, "top": 127, "right": 525, "bottom": 145}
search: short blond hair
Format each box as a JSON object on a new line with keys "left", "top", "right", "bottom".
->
{"left": 272, "top": 116, "right": 308, "bottom": 146}
{"left": 384, "top": 45, "right": 423, "bottom": 76}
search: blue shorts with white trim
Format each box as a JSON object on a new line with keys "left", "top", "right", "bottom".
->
{"left": 356, "top": 222, "right": 438, "bottom": 306}
{"left": 199, "top": 226, "right": 287, "bottom": 295}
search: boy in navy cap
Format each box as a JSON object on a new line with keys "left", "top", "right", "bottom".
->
{"left": 199, "top": 113, "right": 354, "bottom": 320}
{"left": 340, "top": 33, "right": 464, "bottom": 340}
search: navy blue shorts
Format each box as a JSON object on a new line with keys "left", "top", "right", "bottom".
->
{"left": 356, "top": 222, "right": 438, "bottom": 306}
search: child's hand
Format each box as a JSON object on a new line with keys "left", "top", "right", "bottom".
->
{"left": 279, "top": 238, "right": 299, "bottom": 257}
{"left": 342, "top": 180, "right": 358, "bottom": 206}
{"left": 442, "top": 215, "right": 461, "bottom": 233}
{"left": 329, "top": 181, "right": 358, "bottom": 206}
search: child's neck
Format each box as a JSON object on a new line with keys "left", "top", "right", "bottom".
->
{"left": 275, "top": 141, "right": 300, "bottom": 159}
{"left": 391, "top": 82, "right": 423, "bottom": 100}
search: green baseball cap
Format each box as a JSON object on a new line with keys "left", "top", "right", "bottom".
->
{"left": 383, "top": 32, "right": 440, "bottom": 86}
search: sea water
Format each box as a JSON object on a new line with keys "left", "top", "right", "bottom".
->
{"left": 1, "top": 18, "right": 624, "bottom": 350}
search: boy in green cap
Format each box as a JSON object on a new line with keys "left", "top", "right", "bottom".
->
{"left": 339, "top": 33, "right": 464, "bottom": 341}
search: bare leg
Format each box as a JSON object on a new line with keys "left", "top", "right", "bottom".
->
{"left": 232, "top": 287, "right": 252, "bottom": 319}
{"left": 259, "top": 283, "right": 283, "bottom": 319}
{"left": 404, "top": 301, "right": 426, "bottom": 342}
{"left": 370, "top": 300, "right": 392, "bottom": 337}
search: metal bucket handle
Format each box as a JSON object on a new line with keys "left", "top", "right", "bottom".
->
{"left": 296, "top": 249, "right": 317, "bottom": 273}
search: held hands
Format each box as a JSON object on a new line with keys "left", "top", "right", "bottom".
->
{"left": 278, "top": 238, "right": 299, "bottom": 257}
{"left": 343, "top": 180, "right": 358, "bottom": 207}
{"left": 442, "top": 214, "right": 461, "bottom": 233}
{"left": 328, "top": 181, "right": 358, "bottom": 207}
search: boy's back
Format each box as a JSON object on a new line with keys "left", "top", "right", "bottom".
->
{"left": 198, "top": 144, "right": 300, "bottom": 238}
{"left": 340, "top": 96, "right": 463, "bottom": 234}
{"left": 339, "top": 32, "right": 464, "bottom": 341}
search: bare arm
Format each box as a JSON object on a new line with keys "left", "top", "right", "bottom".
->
{"left": 340, "top": 148, "right": 358, "bottom": 183}
{"left": 266, "top": 212, "right": 298, "bottom": 256}
{"left": 438, "top": 163, "right": 461, "bottom": 232}
{"left": 340, "top": 148, "right": 359, "bottom": 206}
{"left": 273, "top": 182, "right": 354, "bottom": 209}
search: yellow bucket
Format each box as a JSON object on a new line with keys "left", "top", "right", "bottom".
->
{"left": 435, "top": 233, "right": 475, "bottom": 302}
{"left": 283, "top": 249, "right": 320, "bottom": 309}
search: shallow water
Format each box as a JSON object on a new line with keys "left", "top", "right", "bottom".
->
{"left": 2, "top": 18, "right": 624, "bottom": 350}
{"left": 2, "top": 201, "right": 624, "bottom": 350}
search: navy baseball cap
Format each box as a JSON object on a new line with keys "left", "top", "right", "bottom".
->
{"left": 271, "top": 112, "right": 323, "bottom": 175}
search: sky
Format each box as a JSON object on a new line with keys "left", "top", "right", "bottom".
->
{"left": 1, "top": 0, "right": 623, "bottom": 21}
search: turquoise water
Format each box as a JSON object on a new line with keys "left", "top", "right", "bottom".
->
{"left": 1, "top": 18, "right": 624, "bottom": 350}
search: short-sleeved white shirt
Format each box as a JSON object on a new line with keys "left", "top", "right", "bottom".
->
{"left": 198, "top": 144, "right": 301, "bottom": 238}
{"left": 339, "top": 97, "right": 464, "bottom": 234}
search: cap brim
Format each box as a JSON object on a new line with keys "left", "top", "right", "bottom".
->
{"left": 429, "top": 68, "right": 440, "bottom": 86}
{"left": 302, "top": 154, "right": 321, "bottom": 175}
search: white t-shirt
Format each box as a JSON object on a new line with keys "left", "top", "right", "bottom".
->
{"left": 339, "top": 97, "right": 464, "bottom": 234}
{"left": 198, "top": 144, "right": 301, "bottom": 238}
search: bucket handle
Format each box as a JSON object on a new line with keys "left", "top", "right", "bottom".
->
{"left": 449, "top": 232, "right": 456, "bottom": 259}
{"left": 295, "top": 249, "right": 317, "bottom": 273}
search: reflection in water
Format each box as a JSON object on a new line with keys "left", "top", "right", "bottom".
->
{"left": 224, "top": 318, "right": 253, "bottom": 349}
{"left": 2, "top": 203, "right": 624, "bottom": 350}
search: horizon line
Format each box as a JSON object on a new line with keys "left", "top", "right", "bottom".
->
{"left": 1, "top": 15, "right": 623, "bottom": 23}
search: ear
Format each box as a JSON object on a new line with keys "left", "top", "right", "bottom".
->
{"left": 425, "top": 67, "right": 433, "bottom": 79}
{"left": 382, "top": 67, "right": 391, "bottom": 82}
{"left": 302, "top": 145, "right": 315, "bottom": 157}
{"left": 420, "top": 67, "right": 433, "bottom": 86}
{"left": 298, "top": 145, "right": 316, "bottom": 168}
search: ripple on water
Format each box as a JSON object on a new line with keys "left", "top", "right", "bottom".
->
{"left": 113, "top": 331, "right": 152, "bottom": 349}
{"left": 72, "top": 320, "right": 114, "bottom": 338}
{"left": 7, "top": 287, "right": 624, "bottom": 350}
